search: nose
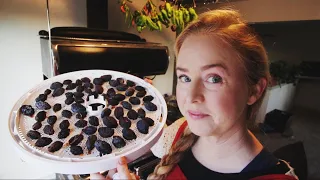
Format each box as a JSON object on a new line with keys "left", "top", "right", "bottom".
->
{"left": 186, "top": 79, "right": 205, "bottom": 104}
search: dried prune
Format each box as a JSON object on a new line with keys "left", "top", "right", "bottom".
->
{"left": 87, "top": 92, "right": 99, "bottom": 101}
{"left": 93, "top": 78, "right": 104, "bottom": 85}
{"left": 35, "top": 111, "right": 46, "bottom": 122}
{"left": 81, "top": 77, "right": 91, "bottom": 83}
{"left": 61, "top": 110, "right": 72, "bottom": 118}
{"left": 117, "top": 78, "right": 125, "bottom": 84}
{"left": 107, "top": 98, "right": 119, "bottom": 106}
{"left": 135, "top": 86, "right": 145, "bottom": 91}
{"left": 86, "top": 135, "right": 97, "bottom": 152}
{"left": 35, "top": 94, "right": 47, "bottom": 102}
{"left": 68, "top": 134, "right": 84, "bottom": 146}
{"left": 122, "top": 128, "right": 137, "bottom": 140}
{"left": 98, "top": 127, "right": 114, "bottom": 138}
{"left": 59, "top": 120, "right": 70, "bottom": 130}
{"left": 119, "top": 117, "right": 131, "bottom": 129}
{"left": 63, "top": 79, "right": 72, "bottom": 85}
{"left": 74, "top": 92, "right": 84, "bottom": 98}
{"left": 53, "top": 103, "right": 62, "bottom": 112}
{"left": 58, "top": 129, "right": 70, "bottom": 139}
{"left": 66, "top": 83, "right": 77, "bottom": 90}
{"left": 125, "top": 88, "right": 135, "bottom": 97}
{"left": 75, "top": 79, "right": 82, "bottom": 86}
{"left": 84, "top": 88, "right": 93, "bottom": 94}
{"left": 137, "top": 108, "right": 146, "bottom": 118}
{"left": 27, "top": 130, "right": 41, "bottom": 139}
{"left": 44, "top": 89, "right": 52, "bottom": 96}
{"left": 89, "top": 116, "right": 99, "bottom": 126}
{"left": 112, "top": 136, "right": 126, "bottom": 148}
{"left": 35, "top": 101, "right": 51, "bottom": 110}
{"left": 126, "top": 80, "right": 135, "bottom": 87}
{"left": 101, "top": 108, "right": 111, "bottom": 118}
{"left": 102, "top": 116, "right": 118, "bottom": 128}
{"left": 127, "top": 109, "right": 138, "bottom": 120}
{"left": 71, "top": 103, "right": 86, "bottom": 113}
{"left": 95, "top": 85, "right": 104, "bottom": 94}
{"left": 144, "top": 102, "right": 157, "bottom": 111}
{"left": 113, "top": 94, "right": 126, "bottom": 101}
{"left": 35, "top": 137, "right": 52, "bottom": 147}
{"left": 76, "top": 85, "right": 84, "bottom": 92}
{"left": 143, "top": 95, "right": 154, "bottom": 102}
{"left": 95, "top": 140, "right": 112, "bottom": 155}
{"left": 121, "top": 101, "right": 132, "bottom": 110}
{"left": 48, "top": 141, "right": 63, "bottom": 152}
{"left": 75, "top": 97, "right": 85, "bottom": 104}
{"left": 82, "top": 126, "right": 97, "bottom": 135}
{"left": 107, "top": 88, "right": 116, "bottom": 97}
{"left": 143, "top": 117, "right": 154, "bottom": 126}
{"left": 43, "top": 125, "right": 54, "bottom": 135}
{"left": 20, "top": 105, "right": 35, "bottom": 116}
{"left": 65, "top": 92, "right": 74, "bottom": 98}
{"left": 65, "top": 97, "right": 75, "bottom": 105}
{"left": 84, "top": 82, "right": 94, "bottom": 89}
{"left": 136, "top": 90, "right": 146, "bottom": 98}
{"left": 109, "top": 80, "right": 119, "bottom": 87}
{"left": 114, "top": 107, "right": 124, "bottom": 119}
{"left": 137, "top": 120, "right": 149, "bottom": 134}
{"left": 32, "top": 122, "right": 42, "bottom": 130}
{"left": 50, "top": 82, "right": 63, "bottom": 90}
{"left": 47, "top": 115, "right": 57, "bottom": 125}
{"left": 101, "top": 75, "right": 112, "bottom": 82}
{"left": 129, "top": 97, "right": 140, "bottom": 105}
{"left": 76, "top": 111, "right": 87, "bottom": 119}
{"left": 116, "top": 84, "right": 128, "bottom": 91}
{"left": 70, "top": 145, "right": 83, "bottom": 155}
{"left": 52, "top": 87, "right": 65, "bottom": 97}
{"left": 75, "top": 119, "right": 88, "bottom": 128}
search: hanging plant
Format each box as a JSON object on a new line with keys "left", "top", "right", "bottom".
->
{"left": 118, "top": 0, "right": 198, "bottom": 34}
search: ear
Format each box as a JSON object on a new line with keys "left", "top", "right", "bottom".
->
{"left": 247, "top": 78, "right": 267, "bottom": 105}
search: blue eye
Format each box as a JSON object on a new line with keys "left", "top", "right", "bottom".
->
{"left": 178, "top": 75, "right": 191, "bottom": 83}
{"left": 207, "top": 75, "right": 222, "bottom": 83}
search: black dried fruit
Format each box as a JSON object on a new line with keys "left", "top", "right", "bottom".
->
{"left": 101, "top": 108, "right": 111, "bottom": 118}
{"left": 71, "top": 103, "right": 86, "bottom": 113}
{"left": 101, "top": 75, "right": 112, "bottom": 82}
{"left": 127, "top": 109, "right": 138, "bottom": 120}
{"left": 76, "top": 85, "right": 84, "bottom": 92}
{"left": 137, "top": 120, "right": 149, "bottom": 134}
{"left": 125, "top": 88, "right": 135, "bottom": 97}
{"left": 63, "top": 79, "right": 72, "bottom": 85}
{"left": 121, "top": 101, "right": 132, "bottom": 110}
{"left": 62, "top": 110, "right": 72, "bottom": 118}
{"left": 89, "top": 116, "right": 99, "bottom": 126}
{"left": 107, "top": 88, "right": 116, "bottom": 96}
{"left": 48, "top": 141, "right": 63, "bottom": 152}
{"left": 98, "top": 127, "right": 114, "bottom": 138}
{"left": 44, "top": 89, "right": 52, "bottom": 96}
{"left": 129, "top": 97, "right": 140, "bottom": 105}
{"left": 93, "top": 78, "right": 104, "bottom": 85}
{"left": 109, "top": 80, "right": 119, "bottom": 87}
{"left": 84, "top": 88, "right": 93, "bottom": 94}
{"left": 143, "top": 95, "right": 154, "bottom": 102}
{"left": 102, "top": 116, "right": 118, "bottom": 128}
{"left": 144, "top": 102, "right": 158, "bottom": 111}
{"left": 81, "top": 77, "right": 91, "bottom": 83}
{"left": 137, "top": 108, "right": 146, "bottom": 118}
{"left": 119, "top": 117, "right": 131, "bottom": 129}
{"left": 35, "top": 111, "right": 46, "bottom": 122}
{"left": 114, "top": 107, "right": 124, "bottom": 119}
{"left": 66, "top": 83, "right": 77, "bottom": 90}
{"left": 122, "top": 128, "right": 137, "bottom": 140}
{"left": 32, "top": 122, "right": 42, "bottom": 130}
{"left": 75, "top": 79, "right": 82, "bottom": 86}
{"left": 135, "top": 86, "right": 145, "bottom": 91}
{"left": 75, "top": 98, "right": 85, "bottom": 104}
{"left": 58, "top": 129, "right": 70, "bottom": 139}
{"left": 116, "top": 84, "right": 128, "bottom": 91}
{"left": 43, "top": 125, "right": 54, "bottom": 135}
{"left": 65, "top": 92, "right": 74, "bottom": 98}
{"left": 20, "top": 105, "right": 35, "bottom": 116}
{"left": 136, "top": 90, "right": 146, "bottom": 98}
{"left": 35, "top": 137, "right": 52, "bottom": 147}
{"left": 50, "top": 82, "right": 63, "bottom": 90}
{"left": 52, "top": 87, "right": 65, "bottom": 97}
{"left": 53, "top": 103, "right": 62, "bottom": 112}
{"left": 27, "top": 130, "right": 41, "bottom": 139}
{"left": 35, "top": 94, "right": 47, "bottom": 102}
{"left": 35, "top": 101, "right": 51, "bottom": 110}
{"left": 65, "top": 97, "right": 75, "bottom": 105}
{"left": 112, "top": 136, "right": 126, "bottom": 148}
{"left": 76, "top": 111, "right": 87, "bottom": 119}
{"left": 95, "top": 85, "right": 104, "bottom": 94}
{"left": 87, "top": 92, "right": 99, "bottom": 101}
{"left": 59, "top": 120, "right": 70, "bottom": 129}
{"left": 47, "top": 115, "right": 57, "bottom": 125}
{"left": 75, "top": 119, "right": 88, "bottom": 128}
{"left": 95, "top": 140, "right": 112, "bottom": 155}
{"left": 84, "top": 82, "right": 94, "bottom": 89}
{"left": 70, "top": 145, "right": 83, "bottom": 155}
{"left": 86, "top": 135, "right": 97, "bottom": 152}
{"left": 74, "top": 92, "right": 84, "bottom": 98}
{"left": 143, "top": 117, "right": 154, "bottom": 126}
{"left": 126, "top": 80, "right": 135, "bottom": 87}
{"left": 107, "top": 98, "right": 119, "bottom": 106}
{"left": 117, "top": 78, "right": 125, "bottom": 84}
{"left": 113, "top": 94, "right": 126, "bottom": 101}
{"left": 68, "top": 134, "right": 84, "bottom": 146}
{"left": 82, "top": 126, "right": 97, "bottom": 135}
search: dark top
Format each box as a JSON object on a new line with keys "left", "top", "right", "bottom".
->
{"left": 178, "top": 148, "right": 291, "bottom": 180}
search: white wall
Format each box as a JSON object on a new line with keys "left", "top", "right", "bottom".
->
{"left": 0, "top": 0, "right": 86, "bottom": 178}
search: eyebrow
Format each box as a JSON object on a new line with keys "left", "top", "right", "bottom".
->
{"left": 176, "top": 63, "right": 229, "bottom": 74}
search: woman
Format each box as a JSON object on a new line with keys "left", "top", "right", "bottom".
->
{"left": 92, "top": 9, "right": 298, "bottom": 180}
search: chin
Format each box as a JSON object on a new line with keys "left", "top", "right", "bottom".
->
{"left": 187, "top": 119, "right": 217, "bottom": 137}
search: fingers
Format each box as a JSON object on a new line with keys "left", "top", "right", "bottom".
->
{"left": 116, "top": 157, "right": 132, "bottom": 179}
{"left": 106, "top": 169, "right": 117, "bottom": 180}
{"left": 90, "top": 173, "right": 106, "bottom": 180}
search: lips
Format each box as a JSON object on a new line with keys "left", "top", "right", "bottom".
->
{"left": 187, "top": 110, "right": 209, "bottom": 120}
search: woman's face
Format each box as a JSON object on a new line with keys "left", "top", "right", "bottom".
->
{"left": 176, "top": 35, "right": 250, "bottom": 137}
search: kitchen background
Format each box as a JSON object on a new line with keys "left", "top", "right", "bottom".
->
{"left": 1, "top": 0, "right": 320, "bottom": 179}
